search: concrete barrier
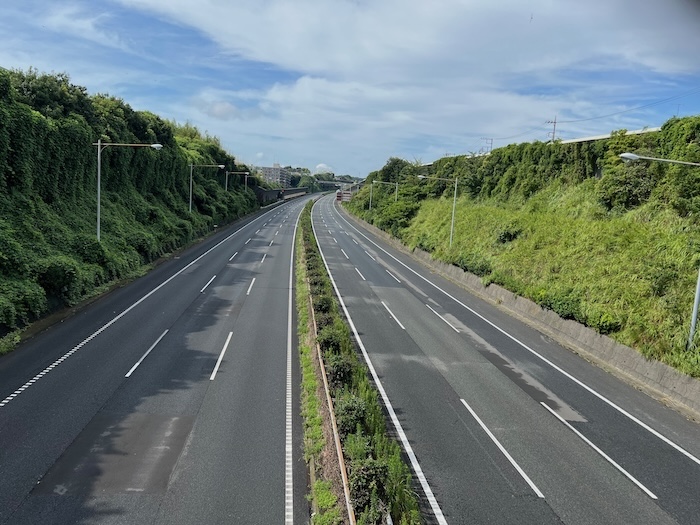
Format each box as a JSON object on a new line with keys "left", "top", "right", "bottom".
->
{"left": 340, "top": 207, "right": 700, "bottom": 418}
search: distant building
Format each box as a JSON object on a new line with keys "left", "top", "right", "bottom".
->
{"left": 260, "top": 163, "right": 291, "bottom": 187}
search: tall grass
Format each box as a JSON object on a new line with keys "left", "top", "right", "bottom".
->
{"left": 401, "top": 182, "right": 700, "bottom": 376}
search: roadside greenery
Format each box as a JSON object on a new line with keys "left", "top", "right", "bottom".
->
{"left": 346, "top": 116, "right": 700, "bottom": 377}
{"left": 296, "top": 225, "right": 345, "bottom": 524}
{"left": 299, "top": 201, "right": 421, "bottom": 524}
{"left": 0, "top": 68, "right": 258, "bottom": 342}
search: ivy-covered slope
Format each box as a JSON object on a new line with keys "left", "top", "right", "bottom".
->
{"left": 0, "top": 69, "right": 257, "bottom": 346}
{"left": 347, "top": 116, "right": 700, "bottom": 376}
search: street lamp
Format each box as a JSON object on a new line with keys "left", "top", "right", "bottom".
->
{"left": 372, "top": 180, "right": 399, "bottom": 202}
{"left": 418, "top": 174, "right": 459, "bottom": 247}
{"left": 224, "top": 170, "right": 250, "bottom": 192}
{"left": 620, "top": 152, "right": 700, "bottom": 348}
{"left": 619, "top": 152, "right": 700, "bottom": 168}
{"left": 190, "top": 164, "right": 225, "bottom": 212}
{"left": 93, "top": 138, "right": 163, "bottom": 241}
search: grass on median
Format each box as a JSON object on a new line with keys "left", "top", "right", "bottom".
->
{"left": 298, "top": 201, "right": 421, "bottom": 524}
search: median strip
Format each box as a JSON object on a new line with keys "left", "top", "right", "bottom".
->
{"left": 303, "top": 201, "right": 427, "bottom": 524}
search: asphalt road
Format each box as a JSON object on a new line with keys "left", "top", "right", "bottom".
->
{"left": 314, "top": 194, "right": 700, "bottom": 524}
{"left": 0, "top": 197, "right": 314, "bottom": 525}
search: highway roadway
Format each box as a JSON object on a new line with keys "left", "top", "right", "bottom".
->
{"left": 0, "top": 197, "right": 314, "bottom": 524}
{"left": 313, "top": 194, "right": 700, "bottom": 524}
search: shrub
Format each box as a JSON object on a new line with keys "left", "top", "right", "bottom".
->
{"left": 317, "top": 325, "right": 344, "bottom": 355}
{"left": 335, "top": 394, "right": 367, "bottom": 438}
{"left": 453, "top": 252, "right": 492, "bottom": 276}
{"left": 315, "top": 311, "right": 334, "bottom": 330}
{"left": 325, "top": 353, "right": 354, "bottom": 390}
{"left": 349, "top": 458, "right": 389, "bottom": 515}
{"left": 495, "top": 221, "right": 522, "bottom": 243}
{"left": 343, "top": 432, "right": 371, "bottom": 463}
{"left": 36, "top": 255, "right": 83, "bottom": 305}
{"left": 71, "top": 233, "right": 108, "bottom": 265}
{"left": 586, "top": 308, "right": 623, "bottom": 335}
{"left": 314, "top": 294, "right": 334, "bottom": 314}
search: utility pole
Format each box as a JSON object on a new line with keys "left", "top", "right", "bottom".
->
{"left": 546, "top": 116, "right": 557, "bottom": 142}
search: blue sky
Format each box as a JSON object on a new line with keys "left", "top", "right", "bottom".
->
{"left": 2, "top": 0, "right": 700, "bottom": 176}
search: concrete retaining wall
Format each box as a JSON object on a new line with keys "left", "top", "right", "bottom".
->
{"left": 340, "top": 207, "right": 700, "bottom": 418}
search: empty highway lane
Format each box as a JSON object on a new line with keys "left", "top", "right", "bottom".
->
{"left": 0, "top": 198, "right": 314, "bottom": 525}
{"left": 314, "top": 194, "right": 700, "bottom": 524}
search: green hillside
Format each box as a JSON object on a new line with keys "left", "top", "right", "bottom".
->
{"left": 346, "top": 117, "right": 700, "bottom": 377}
{"left": 0, "top": 68, "right": 258, "bottom": 351}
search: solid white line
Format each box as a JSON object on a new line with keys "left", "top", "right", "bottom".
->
{"left": 341, "top": 249, "right": 349, "bottom": 259}
{"left": 540, "top": 402, "right": 657, "bottom": 499}
{"left": 125, "top": 330, "right": 168, "bottom": 378}
{"left": 229, "top": 251, "right": 238, "bottom": 261}
{"left": 245, "top": 238, "right": 251, "bottom": 244}
{"left": 247, "top": 278, "right": 256, "bottom": 295}
{"left": 312, "top": 201, "right": 447, "bottom": 524}
{"left": 333, "top": 200, "right": 700, "bottom": 467}
{"left": 386, "top": 270, "right": 401, "bottom": 283}
{"left": 355, "top": 268, "right": 366, "bottom": 281}
{"left": 381, "top": 301, "right": 406, "bottom": 330}
{"left": 261, "top": 253, "right": 267, "bottom": 264}
{"left": 210, "top": 332, "right": 233, "bottom": 380}
{"left": 285, "top": 207, "right": 302, "bottom": 524}
{"left": 461, "top": 399, "right": 545, "bottom": 498}
{"left": 364, "top": 250, "right": 376, "bottom": 261}
{"left": 426, "top": 304, "right": 460, "bottom": 333}
{"left": 200, "top": 275, "right": 216, "bottom": 293}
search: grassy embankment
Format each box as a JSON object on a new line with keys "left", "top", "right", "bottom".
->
{"left": 346, "top": 117, "right": 700, "bottom": 377}
{"left": 0, "top": 69, "right": 259, "bottom": 353}
{"left": 403, "top": 181, "right": 700, "bottom": 375}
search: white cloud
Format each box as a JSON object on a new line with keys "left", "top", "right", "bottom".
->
{"left": 315, "top": 163, "right": 333, "bottom": 174}
{"left": 3, "top": 0, "right": 700, "bottom": 175}
{"left": 41, "top": 3, "right": 127, "bottom": 51}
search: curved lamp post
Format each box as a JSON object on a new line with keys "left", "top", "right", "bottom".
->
{"left": 620, "top": 152, "right": 700, "bottom": 348}
{"left": 372, "top": 180, "right": 399, "bottom": 202}
{"left": 418, "top": 174, "right": 459, "bottom": 247}
{"left": 225, "top": 170, "right": 250, "bottom": 191}
{"left": 190, "top": 164, "right": 225, "bottom": 212}
{"left": 620, "top": 152, "right": 700, "bottom": 168}
{"left": 94, "top": 138, "right": 163, "bottom": 241}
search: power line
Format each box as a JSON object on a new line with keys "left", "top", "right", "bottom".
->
{"left": 492, "top": 123, "right": 551, "bottom": 141}
{"left": 558, "top": 85, "right": 700, "bottom": 123}
{"left": 486, "top": 85, "right": 700, "bottom": 145}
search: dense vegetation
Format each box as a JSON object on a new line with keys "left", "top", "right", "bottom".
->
{"left": 0, "top": 68, "right": 258, "bottom": 351}
{"left": 346, "top": 116, "right": 700, "bottom": 377}
{"left": 299, "top": 202, "right": 421, "bottom": 524}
